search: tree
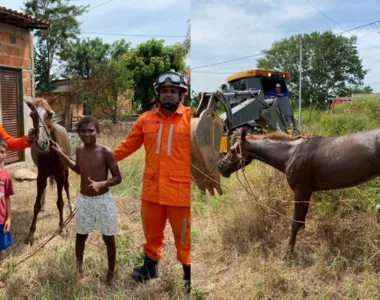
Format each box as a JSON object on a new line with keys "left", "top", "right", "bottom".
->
{"left": 257, "top": 31, "right": 368, "bottom": 109}
{"left": 122, "top": 39, "right": 187, "bottom": 112}
{"left": 340, "top": 85, "right": 373, "bottom": 96}
{"left": 23, "top": 0, "right": 88, "bottom": 91}
{"left": 67, "top": 75, "right": 85, "bottom": 130}
{"left": 182, "top": 19, "right": 190, "bottom": 56}
{"left": 90, "top": 59, "right": 134, "bottom": 124}
{"left": 63, "top": 37, "right": 110, "bottom": 77}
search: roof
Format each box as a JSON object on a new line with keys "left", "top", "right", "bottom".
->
{"left": 227, "top": 69, "right": 291, "bottom": 82}
{"left": 0, "top": 7, "right": 50, "bottom": 30}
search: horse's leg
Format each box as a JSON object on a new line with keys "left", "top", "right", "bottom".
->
{"left": 55, "top": 174, "right": 65, "bottom": 235}
{"left": 63, "top": 168, "right": 73, "bottom": 214}
{"left": 286, "top": 190, "right": 312, "bottom": 257}
{"left": 24, "top": 174, "right": 47, "bottom": 245}
{"left": 40, "top": 188, "right": 46, "bottom": 212}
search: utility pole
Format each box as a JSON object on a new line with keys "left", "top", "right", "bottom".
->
{"left": 298, "top": 35, "right": 303, "bottom": 127}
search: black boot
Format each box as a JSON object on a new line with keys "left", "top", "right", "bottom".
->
{"left": 131, "top": 254, "right": 159, "bottom": 283}
{"left": 183, "top": 264, "right": 191, "bottom": 297}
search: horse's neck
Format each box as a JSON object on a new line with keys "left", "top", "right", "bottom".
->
{"left": 248, "top": 139, "right": 296, "bottom": 173}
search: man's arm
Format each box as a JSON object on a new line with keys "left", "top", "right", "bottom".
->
{"left": 0, "top": 126, "right": 33, "bottom": 152}
{"left": 88, "top": 148, "right": 122, "bottom": 192}
{"left": 52, "top": 142, "right": 80, "bottom": 174}
{"left": 113, "top": 118, "right": 144, "bottom": 162}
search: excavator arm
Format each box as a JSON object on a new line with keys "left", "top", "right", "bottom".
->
{"left": 191, "top": 89, "right": 298, "bottom": 195}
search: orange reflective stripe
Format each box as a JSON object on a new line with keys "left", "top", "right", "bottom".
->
{"left": 181, "top": 218, "right": 188, "bottom": 244}
{"left": 114, "top": 104, "right": 191, "bottom": 207}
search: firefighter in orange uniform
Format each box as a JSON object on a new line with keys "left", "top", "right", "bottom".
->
{"left": 113, "top": 70, "right": 191, "bottom": 295}
{"left": 0, "top": 126, "right": 35, "bottom": 152}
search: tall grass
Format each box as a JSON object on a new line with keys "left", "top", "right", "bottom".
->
{"left": 192, "top": 97, "right": 380, "bottom": 299}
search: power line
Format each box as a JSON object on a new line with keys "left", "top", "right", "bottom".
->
{"left": 192, "top": 71, "right": 233, "bottom": 74}
{"left": 304, "top": 0, "right": 345, "bottom": 31}
{"left": 191, "top": 53, "right": 262, "bottom": 70}
{"left": 81, "top": 31, "right": 186, "bottom": 38}
{"left": 336, "top": 20, "right": 380, "bottom": 35}
{"left": 89, "top": 0, "right": 115, "bottom": 10}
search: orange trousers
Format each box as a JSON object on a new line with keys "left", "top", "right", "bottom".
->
{"left": 141, "top": 200, "right": 191, "bottom": 266}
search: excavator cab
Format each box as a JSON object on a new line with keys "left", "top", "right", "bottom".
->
{"left": 190, "top": 69, "right": 298, "bottom": 195}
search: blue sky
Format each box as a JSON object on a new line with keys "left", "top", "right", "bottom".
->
{"left": 191, "top": 0, "right": 380, "bottom": 93}
{"left": 4, "top": 0, "right": 380, "bottom": 95}
{"left": 4, "top": 0, "right": 190, "bottom": 68}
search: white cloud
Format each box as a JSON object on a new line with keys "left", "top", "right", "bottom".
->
{"left": 191, "top": 0, "right": 380, "bottom": 93}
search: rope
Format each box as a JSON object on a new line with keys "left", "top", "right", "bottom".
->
{"left": 14, "top": 209, "right": 76, "bottom": 267}
{"left": 191, "top": 147, "right": 306, "bottom": 224}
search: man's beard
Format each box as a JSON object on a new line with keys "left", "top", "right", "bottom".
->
{"left": 159, "top": 99, "right": 180, "bottom": 111}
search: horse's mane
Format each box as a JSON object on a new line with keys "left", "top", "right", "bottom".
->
{"left": 230, "top": 128, "right": 306, "bottom": 146}
{"left": 247, "top": 132, "right": 303, "bottom": 141}
{"left": 34, "top": 97, "right": 71, "bottom": 155}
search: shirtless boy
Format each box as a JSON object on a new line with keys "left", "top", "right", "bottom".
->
{"left": 52, "top": 116, "right": 122, "bottom": 284}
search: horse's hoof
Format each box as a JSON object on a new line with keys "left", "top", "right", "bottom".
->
{"left": 24, "top": 236, "right": 34, "bottom": 246}
{"left": 282, "top": 249, "right": 294, "bottom": 260}
{"left": 59, "top": 228, "right": 68, "bottom": 238}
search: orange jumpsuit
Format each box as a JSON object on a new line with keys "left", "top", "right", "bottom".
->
{"left": 0, "top": 126, "right": 32, "bottom": 151}
{"left": 113, "top": 104, "right": 191, "bottom": 266}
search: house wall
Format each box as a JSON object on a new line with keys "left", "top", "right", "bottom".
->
{"left": 0, "top": 23, "right": 34, "bottom": 165}
{"left": 36, "top": 91, "right": 133, "bottom": 130}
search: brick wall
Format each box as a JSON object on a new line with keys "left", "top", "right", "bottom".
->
{"left": 0, "top": 23, "right": 34, "bottom": 98}
{"left": 0, "top": 22, "right": 34, "bottom": 165}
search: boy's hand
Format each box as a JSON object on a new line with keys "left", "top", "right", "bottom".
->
{"left": 4, "top": 218, "right": 11, "bottom": 233}
{"left": 51, "top": 141, "right": 63, "bottom": 154}
{"left": 88, "top": 177, "right": 105, "bottom": 192}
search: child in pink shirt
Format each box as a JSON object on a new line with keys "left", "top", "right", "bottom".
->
{"left": 0, "top": 139, "right": 14, "bottom": 288}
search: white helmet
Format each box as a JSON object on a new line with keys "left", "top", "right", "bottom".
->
{"left": 154, "top": 69, "right": 188, "bottom": 93}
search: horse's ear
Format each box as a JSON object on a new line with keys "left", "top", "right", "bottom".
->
{"left": 47, "top": 95, "right": 58, "bottom": 106}
{"left": 241, "top": 127, "right": 248, "bottom": 141}
{"left": 24, "top": 98, "right": 34, "bottom": 111}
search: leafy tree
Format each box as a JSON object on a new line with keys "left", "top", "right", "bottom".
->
{"left": 123, "top": 39, "right": 187, "bottom": 112}
{"left": 340, "top": 85, "right": 373, "bottom": 96}
{"left": 90, "top": 59, "right": 134, "bottom": 124}
{"left": 62, "top": 37, "right": 110, "bottom": 77}
{"left": 109, "top": 39, "right": 131, "bottom": 60}
{"left": 23, "top": 0, "right": 88, "bottom": 91}
{"left": 257, "top": 31, "right": 368, "bottom": 109}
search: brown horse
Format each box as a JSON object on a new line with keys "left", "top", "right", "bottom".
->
{"left": 216, "top": 127, "right": 380, "bottom": 256}
{"left": 24, "top": 97, "right": 73, "bottom": 245}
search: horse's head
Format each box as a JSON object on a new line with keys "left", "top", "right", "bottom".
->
{"left": 216, "top": 128, "right": 253, "bottom": 178}
{"left": 25, "top": 97, "right": 57, "bottom": 153}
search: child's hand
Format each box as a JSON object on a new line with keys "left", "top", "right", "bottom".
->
{"left": 51, "top": 141, "right": 63, "bottom": 154}
{"left": 88, "top": 177, "right": 105, "bottom": 192}
{"left": 4, "top": 218, "right": 11, "bottom": 233}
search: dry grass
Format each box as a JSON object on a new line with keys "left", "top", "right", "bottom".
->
{"left": 0, "top": 125, "right": 185, "bottom": 299}
{"left": 192, "top": 162, "right": 380, "bottom": 300}
{"left": 4, "top": 115, "right": 380, "bottom": 299}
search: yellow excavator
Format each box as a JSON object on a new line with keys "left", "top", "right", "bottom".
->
{"left": 191, "top": 69, "right": 298, "bottom": 196}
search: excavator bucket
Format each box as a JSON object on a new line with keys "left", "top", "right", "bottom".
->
{"left": 191, "top": 108, "right": 224, "bottom": 195}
